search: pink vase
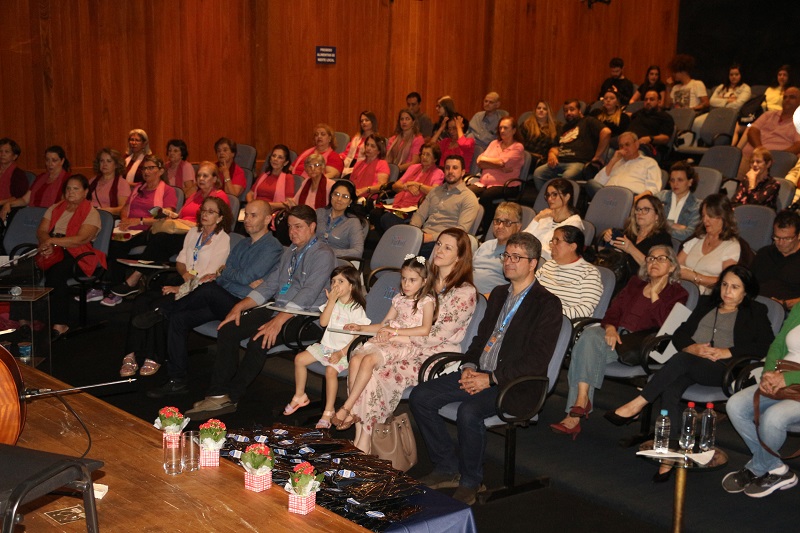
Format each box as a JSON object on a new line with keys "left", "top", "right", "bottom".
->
{"left": 244, "top": 470, "right": 272, "bottom": 492}
{"left": 288, "top": 492, "right": 316, "bottom": 514}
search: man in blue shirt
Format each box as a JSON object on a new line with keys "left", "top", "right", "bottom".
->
{"left": 146, "top": 200, "right": 283, "bottom": 398}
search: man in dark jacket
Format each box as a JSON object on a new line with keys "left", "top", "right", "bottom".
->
{"left": 410, "top": 232, "right": 562, "bottom": 505}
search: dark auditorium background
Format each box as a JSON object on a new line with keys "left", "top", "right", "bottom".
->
{"left": 2, "top": 0, "right": 797, "bottom": 176}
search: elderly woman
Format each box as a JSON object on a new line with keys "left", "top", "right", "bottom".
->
{"left": 341, "top": 111, "right": 378, "bottom": 175}
{"left": 88, "top": 148, "right": 131, "bottom": 217}
{"left": 107, "top": 161, "right": 229, "bottom": 305}
{"left": 119, "top": 196, "right": 232, "bottom": 377}
{"left": 524, "top": 178, "right": 584, "bottom": 260}
{"left": 654, "top": 161, "right": 702, "bottom": 243}
{"left": 433, "top": 113, "right": 475, "bottom": 168}
{"left": 386, "top": 109, "right": 424, "bottom": 173}
{"left": 103, "top": 156, "right": 178, "bottom": 305}
{"left": 591, "top": 89, "right": 631, "bottom": 139}
{"left": 519, "top": 101, "right": 560, "bottom": 167}
{"left": 316, "top": 180, "right": 365, "bottom": 259}
{"left": 124, "top": 129, "right": 151, "bottom": 184}
{"left": 732, "top": 147, "right": 780, "bottom": 208}
{"left": 535, "top": 226, "right": 603, "bottom": 319}
{"left": 379, "top": 142, "right": 444, "bottom": 232}
{"left": 602, "top": 195, "right": 673, "bottom": 276}
{"left": 335, "top": 227, "right": 477, "bottom": 453}
{"left": 0, "top": 138, "right": 29, "bottom": 220}
{"left": 28, "top": 146, "right": 71, "bottom": 208}
{"left": 34, "top": 175, "right": 107, "bottom": 338}
{"left": 472, "top": 116, "right": 526, "bottom": 233}
{"left": 473, "top": 201, "right": 522, "bottom": 294}
{"left": 608, "top": 265, "right": 774, "bottom": 481}
{"left": 724, "top": 302, "right": 800, "bottom": 497}
{"left": 247, "top": 144, "right": 295, "bottom": 209}
{"left": 679, "top": 193, "right": 741, "bottom": 295}
{"left": 165, "top": 139, "right": 196, "bottom": 198}
{"left": 550, "top": 245, "right": 688, "bottom": 439}
{"left": 291, "top": 123, "right": 344, "bottom": 180}
{"left": 214, "top": 137, "right": 246, "bottom": 198}
{"left": 350, "top": 134, "right": 390, "bottom": 198}
{"left": 290, "top": 153, "right": 334, "bottom": 210}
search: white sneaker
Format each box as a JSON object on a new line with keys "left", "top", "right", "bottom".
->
{"left": 100, "top": 295, "right": 123, "bottom": 307}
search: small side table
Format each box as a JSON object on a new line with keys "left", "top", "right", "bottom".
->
{"left": 0, "top": 287, "right": 53, "bottom": 374}
{"left": 638, "top": 440, "right": 728, "bottom": 533}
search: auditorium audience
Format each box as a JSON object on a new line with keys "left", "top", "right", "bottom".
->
{"left": 738, "top": 87, "right": 800, "bottom": 176}
{"left": 433, "top": 113, "right": 474, "bottom": 169}
{"left": 386, "top": 109, "right": 424, "bottom": 173}
{"left": 597, "top": 57, "right": 635, "bottom": 106}
{"left": 165, "top": 139, "right": 196, "bottom": 198}
{"left": 678, "top": 194, "right": 741, "bottom": 295}
{"left": 732, "top": 147, "right": 779, "bottom": 208}
{"left": 473, "top": 201, "right": 522, "bottom": 294}
{"left": 602, "top": 195, "right": 672, "bottom": 275}
{"left": 751, "top": 210, "right": 800, "bottom": 309}
{"left": 466, "top": 92, "right": 505, "bottom": 150}
{"left": 523, "top": 177, "right": 584, "bottom": 260}
{"left": 535, "top": 226, "right": 603, "bottom": 318}
{"left": 88, "top": 148, "right": 130, "bottom": 216}
{"left": 551, "top": 244, "right": 688, "bottom": 439}
{"left": 316, "top": 180, "right": 365, "bottom": 259}
{"left": 653, "top": 161, "right": 702, "bottom": 243}
{"left": 292, "top": 153, "right": 334, "bottom": 210}
{"left": 380, "top": 142, "right": 444, "bottom": 231}
{"left": 587, "top": 132, "right": 660, "bottom": 200}
{"left": 247, "top": 144, "right": 295, "bottom": 209}
{"left": 519, "top": 101, "right": 560, "bottom": 168}
{"left": 340, "top": 111, "right": 378, "bottom": 176}
{"left": 291, "top": 123, "right": 344, "bottom": 180}
{"left": 406, "top": 92, "right": 433, "bottom": 138}
{"left": 124, "top": 129, "right": 151, "bottom": 184}
{"left": 28, "top": 145, "right": 71, "bottom": 207}
{"left": 629, "top": 65, "right": 667, "bottom": 104}
{"left": 0, "top": 137, "right": 29, "bottom": 220}
{"left": 350, "top": 134, "right": 390, "bottom": 198}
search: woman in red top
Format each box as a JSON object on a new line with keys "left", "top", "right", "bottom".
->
{"left": 0, "top": 137, "right": 29, "bottom": 220}
{"left": 88, "top": 148, "right": 131, "bottom": 217}
{"left": 28, "top": 146, "right": 71, "bottom": 208}
{"left": 215, "top": 137, "right": 246, "bottom": 199}
{"left": 432, "top": 113, "right": 475, "bottom": 169}
{"left": 247, "top": 144, "right": 296, "bottom": 211}
{"left": 291, "top": 124, "right": 344, "bottom": 180}
{"left": 341, "top": 111, "right": 378, "bottom": 176}
{"left": 165, "top": 139, "right": 196, "bottom": 198}
{"left": 350, "top": 135, "right": 390, "bottom": 198}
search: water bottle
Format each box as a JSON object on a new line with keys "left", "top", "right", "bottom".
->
{"left": 678, "top": 402, "right": 698, "bottom": 452}
{"left": 653, "top": 409, "right": 671, "bottom": 453}
{"left": 699, "top": 403, "right": 717, "bottom": 452}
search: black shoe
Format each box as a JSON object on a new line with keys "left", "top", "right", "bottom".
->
{"left": 132, "top": 309, "right": 165, "bottom": 329}
{"left": 603, "top": 409, "right": 640, "bottom": 426}
{"left": 111, "top": 282, "right": 139, "bottom": 297}
{"left": 146, "top": 379, "right": 189, "bottom": 398}
{"left": 652, "top": 467, "right": 673, "bottom": 483}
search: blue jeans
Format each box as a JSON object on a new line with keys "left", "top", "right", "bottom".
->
{"left": 566, "top": 326, "right": 619, "bottom": 412}
{"left": 409, "top": 373, "right": 498, "bottom": 489}
{"left": 727, "top": 384, "right": 800, "bottom": 476}
{"left": 533, "top": 162, "right": 586, "bottom": 191}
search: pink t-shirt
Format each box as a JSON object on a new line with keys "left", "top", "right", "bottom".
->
{"left": 392, "top": 164, "right": 444, "bottom": 209}
{"left": 90, "top": 176, "right": 131, "bottom": 209}
{"left": 351, "top": 158, "right": 390, "bottom": 195}
{"left": 126, "top": 184, "right": 178, "bottom": 229}
{"left": 165, "top": 160, "right": 196, "bottom": 188}
{"left": 439, "top": 136, "right": 476, "bottom": 170}
{"left": 292, "top": 147, "right": 344, "bottom": 178}
{"left": 743, "top": 111, "right": 800, "bottom": 157}
{"left": 179, "top": 189, "right": 230, "bottom": 221}
{"left": 479, "top": 140, "right": 525, "bottom": 186}
{"left": 387, "top": 134, "right": 424, "bottom": 165}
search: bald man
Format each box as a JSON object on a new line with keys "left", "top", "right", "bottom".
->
{"left": 146, "top": 200, "right": 284, "bottom": 397}
{"left": 467, "top": 92, "right": 506, "bottom": 150}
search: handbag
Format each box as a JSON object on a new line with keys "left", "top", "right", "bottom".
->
{"left": 370, "top": 412, "right": 417, "bottom": 472}
{"left": 753, "top": 359, "right": 800, "bottom": 459}
{"left": 150, "top": 218, "right": 193, "bottom": 235}
{"left": 615, "top": 328, "right": 659, "bottom": 366}
{"left": 35, "top": 246, "right": 64, "bottom": 271}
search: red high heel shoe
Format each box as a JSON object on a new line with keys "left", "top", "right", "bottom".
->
{"left": 568, "top": 399, "right": 592, "bottom": 419}
{"left": 549, "top": 421, "right": 581, "bottom": 440}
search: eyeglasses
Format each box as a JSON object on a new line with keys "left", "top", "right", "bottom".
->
{"left": 500, "top": 252, "right": 532, "bottom": 263}
{"left": 308, "top": 163, "right": 324, "bottom": 168}
{"left": 141, "top": 165, "right": 159, "bottom": 172}
{"left": 773, "top": 235, "right": 798, "bottom": 242}
{"left": 635, "top": 207, "right": 653, "bottom": 214}
{"left": 492, "top": 219, "right": 519, "bottom": 227}
{"left": 545, "top": 192, "right": 561, "bottom": 199}
{"left": 332, "top": 192, "right": 351, "bottom": 200}
{"left": 200, "top": 208, "right": 220, "bottom": 215}
{"left": 646, "top": 255, "right": 671, "bottom": 264}
{"left": 549, "top": 237, "right": 564, "bottom": 245}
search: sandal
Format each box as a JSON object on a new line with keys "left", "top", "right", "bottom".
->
{"left": 139, "top": 358, "right": 161, "bottom": 376}
{"left": 119, "top": 354, "right": 138, "bottom": 377}
{"left": 283, "top": 393, "right": 310, "bottom": 415}
{"left": 334, "top": 407, "right": 361, "bottom": 431}
{"left": 315, "top": 410, "right": 336, "bottom": 429}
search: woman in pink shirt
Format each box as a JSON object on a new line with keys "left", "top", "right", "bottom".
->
{"left": 124, "top": 129, "right": 151, "bottom": 184}
{"left": 247, "top": 144, "right": 297, "bottom": 211}
{"left": 165, "top": 139, "right": 196, "bottom": 198}
{"left": 432, "top": 113, "right": 475, "bottom": 169}
{"left": 291, "top": 123, "right": 345, "bottom": 180}
{"left": 341, "top": 111, "right": 378, "bottom": 176}
{"left": 350, "top": 135, "right": 390, "bottom": 198}
{"left": 28, "top": 146, "right": 71, "bottom": 208}
{"left": 386, "top": 110, "right": 424, "bottom": 173}
{"left": 88, "top": 148, "right": 131, "bottom": 216}
{"left": 215, "top": 137, "right": 246, "bottom": 199}
{"left": 380, "top": 142, "right": 444, "bottom": 232}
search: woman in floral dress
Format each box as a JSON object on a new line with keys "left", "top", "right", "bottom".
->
{"left": 339, "top": 227, "right": 477, "bottom": 453}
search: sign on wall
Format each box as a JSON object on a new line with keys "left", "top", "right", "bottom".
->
{"left": 316, "top": 46, "right": 336, "bottom": 64}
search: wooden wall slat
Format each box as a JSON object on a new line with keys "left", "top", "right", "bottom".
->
{"left": 1, "top": 0, "right": 679, "bottom": 174}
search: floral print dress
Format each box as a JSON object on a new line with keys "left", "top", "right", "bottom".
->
{"left": 351, "top": 284, "right": 477, "bottom": 432}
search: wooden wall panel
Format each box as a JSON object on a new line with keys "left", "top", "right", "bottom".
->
{"left": 2, "top": 0, "right": 679, "bottom": 174}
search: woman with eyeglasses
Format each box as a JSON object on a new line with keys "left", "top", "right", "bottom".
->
{"left": 349, "top": 134, "right": 390, "bottom": 199}
{"left": 602, "top": 195, "right": 673, "bottom": 276}
{"left": 524, "top": 178, "right": 584, "bottom": 260}
{"left": 291, "top": 123, "right": 344, "bottom": 180}
{"left": 290, "top": 153, "right": 334, "bottom": 210}
{"left": 119, "top": 196, "right": 232, "bottom": 378}
{"left": 315, "top": 180, "right": 365, "bottom": 259}
{"left": 124, "top": 129, "right": 152, "bottom": 184}
{"left": 551, "top": 245, "right": 688, "bottom": 440}
{"left": 731, "top": 147, "right": 780, "bottom": 208}
{"left": 679, "top": 193, "right": 741, "bottom": 295}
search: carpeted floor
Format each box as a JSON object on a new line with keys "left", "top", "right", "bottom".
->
{"left": 45, "top": 295, "right": 800, "bottom": 532}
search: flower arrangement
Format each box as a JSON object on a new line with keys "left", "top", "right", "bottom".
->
{"left": 241, "top": 443, "right": 275, "bottom": 492}
{"left": 199, "top": 419, "right": 227, "bottom": 447}
{"left": 154, "top": 406, "right": 188, "bottom": 434}
{"left": 286, "top": 461, "right": 323, "bottom": 496}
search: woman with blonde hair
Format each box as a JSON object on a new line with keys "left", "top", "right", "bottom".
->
{"left": 124, "top": 128, "right": 152, "bottom": 184}
{"left": 591, "top": 89, "right": 631, "bottom": 139}
{"left": 520, "top": 101, "right": 560, "bottom": 167}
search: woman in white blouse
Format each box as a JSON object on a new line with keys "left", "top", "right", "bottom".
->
{"left": 524, "top": 178, "right": 583, "bottom": 260}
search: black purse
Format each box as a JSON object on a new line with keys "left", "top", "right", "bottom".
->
{"left": 615, "top": 328, "right": 659, "bottom": 366}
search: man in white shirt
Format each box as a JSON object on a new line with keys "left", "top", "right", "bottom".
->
{"left": 586, "top": 132, "right": 661, "bottom": 200}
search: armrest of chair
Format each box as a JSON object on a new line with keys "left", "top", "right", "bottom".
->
{"left": 723, "top": 356, "right": 765, "bottom": 396}
{"left": 636, "top": 334, "right": 674, "bottom": 374}
{"left": 285, "top": 314, "right": 323, "bottom": 351}
{"left": 502, "top": 178, "right": 524, "bottom": 200}
{"left": 418, "top": 351, "right": 465, "bottom": 383}
{"left": 496, "top": 375, "right": 549, "bottom": 425}
{"left": 366, "top": 266, "right": 400, "bottom": 288}
{"left": 70, "top": 251, "right": 102, "bottom": 282}
{"left": 674, "top": 129, "right": 695, "bottom": 148}
{"left": 345, "top": 334, "right": 371, "bottom": 361}
{"left": 9, "top": 243, "right": 37, "bottom": 259}
{"left": 147, "top": 267, "right": 179, "bottom": 290}
{"left": 711, "top": 133, "right": 733, "bottom": 146}
{"left": 569, "top": 317, "right": 601, "bottom": 350}
{"left": 463, "top": 175, "right": 481, "bottom": 187}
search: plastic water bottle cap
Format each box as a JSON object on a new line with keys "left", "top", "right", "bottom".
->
{"left": 706, "top": 403, "right": 714, "bottom": 409}
{"left": 687, "top": 402, "right": 695, "bottom": 408}
{"left": 660, "top": 409, "right": 668, "bottom": 416}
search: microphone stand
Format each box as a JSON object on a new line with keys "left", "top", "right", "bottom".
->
{"left": 20, "top": 378, "right": 137, "bottom": 400}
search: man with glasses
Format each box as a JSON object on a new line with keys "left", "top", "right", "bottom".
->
{"left": 586, "top": 132, "right": 661, "bottom": 200}
{"left": 752, "top": 210, "right": 800, "bottom": 310}
{"left": 411, "top": 232, "right": 562, "bottom": 505}
{"left": 180, "top": 205, "right": 336, "bottom": 418}
{"left": 473, "top": 202, "right": 522, "bottom": 294}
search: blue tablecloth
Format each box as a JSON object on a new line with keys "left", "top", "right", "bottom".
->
{"left": 387, "top": 488, "right": 476, "bottom": 533}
